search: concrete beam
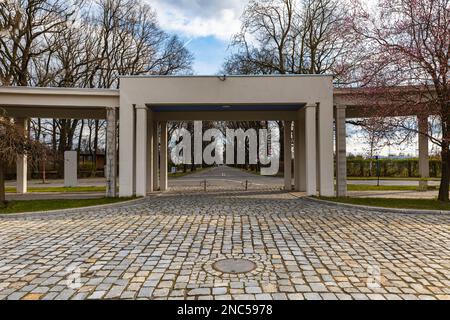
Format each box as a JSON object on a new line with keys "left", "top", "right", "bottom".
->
{"left": 153, "top": 111, "right": 298, "bottom": 121}
{"left": 0, "top": 86, "right": 119, "bottom": 108}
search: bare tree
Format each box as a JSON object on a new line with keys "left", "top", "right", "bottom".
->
{"left": 1, "top": 0, "right": 194, "bottom": 178}
{"left": 0, "top": 112, "right": 46, "bottom": 203}
{"left": 224, "top": 0, "right": 357, "bottom": 79}
{"left": 0, "top": 0, "right": 82, "bottom": 86}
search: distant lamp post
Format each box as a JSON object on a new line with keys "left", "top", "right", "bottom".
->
{"left": 375, "top": 156, "right": 381, "bottom": 187}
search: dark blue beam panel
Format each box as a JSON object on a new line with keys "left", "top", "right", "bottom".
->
{"left": 151, "top": 104, "right": 303, "bottom": 112}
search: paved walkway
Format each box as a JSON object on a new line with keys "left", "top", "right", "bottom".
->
{"left": 0, "top": 175, "right": 449, "bottom": 300}
{"left": 4, "top": 166, "right": 446, "bottom": 200}
{"left": 170, "top": 166, "right": 283, "bottom": 192}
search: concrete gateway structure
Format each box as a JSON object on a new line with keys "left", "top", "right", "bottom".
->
{"left": 0, "top": 75, "right": 431, "bottom": 198}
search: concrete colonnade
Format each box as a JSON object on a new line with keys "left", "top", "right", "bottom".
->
{"left": 332, "top": 107, "right": 432, "bottom": 197}
{"left": 121, "top": 104, "right": 335, "bottom": 197}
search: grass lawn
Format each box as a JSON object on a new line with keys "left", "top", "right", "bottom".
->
{"left": 5, "top": 186, "right": 106, "bottom": 193}
{"left": 0, "top": 197, "right": 136, "bottom": 214}
{"left": 319, "top": 197, "right": 450, "bottom": 211}
{"left": 348, "top": 177, "right": 441, "bottom": 181}
{"left": 347, "top": 184, "right": 438, "bottom": 191}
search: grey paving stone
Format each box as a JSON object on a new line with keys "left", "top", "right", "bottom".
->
{"left": 0, "top": 180, "right": 448, "bottom": 301}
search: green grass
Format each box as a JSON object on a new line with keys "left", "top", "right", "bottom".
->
{"left": 347, "top": 177, "right": 441, "bottom": 181}
{"left": 5, "top": 186, "right": 106, "bottom": 193}
{"left": 347, "top": 184, "right": 438, "bottom": 191}
{"left": 319, "top": 197, "right": 450, "bottom": 211}
{"left": 0, "top": 197, "right": 136, "bottom": 214}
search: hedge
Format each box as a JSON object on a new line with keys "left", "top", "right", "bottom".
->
{"left": 345, "top": 158, "right": 441, "bottom": 178}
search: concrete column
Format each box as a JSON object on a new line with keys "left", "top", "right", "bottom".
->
{"left": 284, "top": 121, "right": 292, "bottom": 191}
{"left": 135, "top": 105, "right": 148, "bottom": 197}
{"left": 294, "top": 120, "right": 300, "bottom": 191}
{"left": 15, "top": 118, "right": 28, "bottom": 194}
{"left": 160, "top": 121, "right": 168, "bottom": 191}
{"left": 153, "top": 122, "right": 160, "bottom": 191}
{"left": 64, "top": 151, "right": 78, "bottom": 187}
{"left": 106, "top": 108, "right": 117, "bottom": 197}
{"left": 298, "top": 109, "right": 307, "bottom": 192}
{"left": 317, "top": 100, "right": 335, "bottom": 197}
{"left": 418, "top": 115, "right": 429, "bottom": 189}
{"left": 316, "top": 105, "right": 321, "bottom": 191}
{"left": 119, "top": 99, "right": 135, "bottom": 197}
{"left": 335, "top": 105, "right": 347, "bottom": 197}
{"left": 146, "top": 113, "right": 154, "bottom": 193}
{"left": 304, "top": 105, "right": 317, "bottom": 196}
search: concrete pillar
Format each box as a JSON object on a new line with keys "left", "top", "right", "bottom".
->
{"left": 335, "top": 105, "right": 347, "bottom": 197}
{"left": 316, "top": 105, "right": 321, "bottom": 191}
{"left": 64, "top": 151, "right": 78, "bottom": 187}
{"left": 153, "top": 122, "right": 160, "bottom": 191}
{"left": 304, "top": 105, "right": 317, "bottom": 196}
{"left": 299, "top": 109, "right": 307, "bottom": 192}
{"left": 294, "top": 121, "right": 300, "bottom": 191}
{"left": 418, "top": 115, "right": 429, "bottom": 189}
{"left": 106, "top": 108, "right": 117, "bottom": 197}
{"left": 15, "top": 118, "right": 28, "bottom": 194}
{"left": 147, "top": 114, "right": 154, "bottom": 193}
{"left": 160, "top": 121, "right": 168, "bottom": 191}
{"left": 284, "top": 121, "right": 292, "bottom": 191}
{"left": 317, "top": 100, "right": 335, "bottom": 197}
{"left": 119, "top": 99, "right": 135, "bottom": 197}
{"left": 135, "top": 105, "right": 148, "bottom": 197}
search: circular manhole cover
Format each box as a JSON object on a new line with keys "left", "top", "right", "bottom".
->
{"left": 213, "top": 258, "right": 257, "bottom": 274}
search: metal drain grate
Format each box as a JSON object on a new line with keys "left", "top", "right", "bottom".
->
{"left": 212, "top": 258, "right": 257, "bottom": 274}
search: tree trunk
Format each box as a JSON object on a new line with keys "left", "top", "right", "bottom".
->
{"left": 438, "top": 142, "right": 450, "bottom": 201}
{"left": 91, "top": 120, "right": 99, "bottom": 177}
{"left": 57, "top": 120, "right": 68, "bottom": 178}
{"left": 77, "top": 120, "right": 84, "bottom": 154}
{"left": 0, "top": 161, "right": 5, "bottom": 204}
{"left": 52, "top": 120, "right": 57, "bottom": 170}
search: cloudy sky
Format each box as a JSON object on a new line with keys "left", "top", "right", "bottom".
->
{"left": 147, "top": 0, "right": 378, "bottom": 74}
{"left": 149, "top": 0, "right": 248, "bottom": 75}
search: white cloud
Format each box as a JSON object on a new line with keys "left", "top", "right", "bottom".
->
{"left": 148, "top": 0, "right": 248, "bottom": 41}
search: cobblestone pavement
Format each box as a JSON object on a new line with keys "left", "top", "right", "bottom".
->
{"left": 0, "top": 189, "right": 449, "bottom": 300}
